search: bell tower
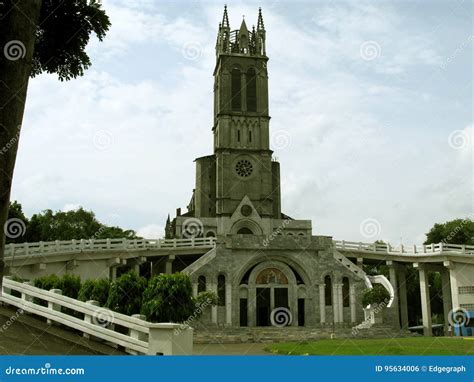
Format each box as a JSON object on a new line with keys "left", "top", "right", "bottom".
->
{"left": 212, "top": 6, "right": 281, "bottom": 219}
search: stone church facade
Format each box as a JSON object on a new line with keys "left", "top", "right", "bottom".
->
{"left": 165, "top": 7, "right": 369, "bottom": 328}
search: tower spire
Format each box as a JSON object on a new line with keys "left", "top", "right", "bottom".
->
{"left": 222, "top": 4, "right": 229, "bottom": 28}
{"left": 257, "top": 7, "right": 265, "bottom": 31}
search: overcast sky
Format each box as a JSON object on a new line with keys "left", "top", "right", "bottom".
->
{"left": 12, "top": 0, "right": 472, "bottom": 244}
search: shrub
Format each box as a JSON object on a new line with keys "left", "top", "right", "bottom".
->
{"left": 141, "top": 273, "right": 217, "bottom": 323}
{"left": 106, "top": 270, "right": 146, "bottom": 316}
{"left": 195, "top": 291, "right": 219, "bottom": 309}
{"left": 58, "top": 274, "right": 81, "bottom": 299}
{"left": 362, "top": 284, "right": 391, "bottom": 307}
{"left": 78, "top": 280, "right": 95, "bottom": 302}
{"left": 78, "top": 279, "right": 111, "bottom": 306}
{"left": 34, "top": 274, "right": 61, "bottom": 291}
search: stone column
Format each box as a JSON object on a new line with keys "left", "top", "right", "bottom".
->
{"left": 416, "top": 264, "right": 432, "bottom": 336}
{"left": 332, "top": 283, "right": 339, "bottom": 323}
{"left": 319, "top": 284, "right": 326, "bottom": 324}
{"left": 192, "top": 283, "right": 198, "bottom": 298}
{"left": 441, "top": 269, "right": 452, "bottom": 335}
{"left": 209, "top": 282, "right": 218, "bottom": 324}
{"left": 387, "top": 261, "right": 400, "bottom": 329}
{"left": 349, "top": 284, "right": 356, "bottom": 323}
{"left": 337, "top": 284, "right": 343, "bottom": 323}
{"left": 398, "top": 267, "right": 409, "bottom": 330}
{"left": 225, "top": 282, "right": 232, "bottom": 326}
{"left": 165, "top": 255, "right": 175, "bottom": 274}
{"left": 445, "top": 261, "right": 459, "bottom": 309}
{"left": 110, "top": 267, "right": 117, "bottom": 281}
{"left": 248, "top": 287, "right": 256, "bottom": 327}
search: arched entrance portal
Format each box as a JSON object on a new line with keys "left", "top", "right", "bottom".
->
{"left": 240, "top": 261, "right": 302, "bottom": 327}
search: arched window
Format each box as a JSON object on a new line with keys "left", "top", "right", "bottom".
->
{"left": 231, "top": 68, "right": 241, "bottom": 111}
{"left": 248, "top": 129, "right": 252, "bottom": 143}
{"left": 237, "top": 129, "right": 241, "bottom": 142}
{"left": 342, "top": 277, "right": 350, "bottom": 307}
{"left": 246, "top": 68, "right": 257, "bottom": 112}
{"left": 218, "top": 275, "right": 226, "bottom": 306}
{"left": 198, "top": 275, "right": 206, "bottom": 293}
{"left": 324, "top": 275, "right": 332, "bottom": 306}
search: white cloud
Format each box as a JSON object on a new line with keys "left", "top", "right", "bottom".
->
{"left": 137, "top": 224, "right": 164, "bottom": 239}
{"left": 12, "top": 1, "right": 471, "bottom": 245}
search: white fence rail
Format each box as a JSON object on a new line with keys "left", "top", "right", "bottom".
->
{"left": 334, "top": 240, "right": 474, "bottom": 256}
{"left": 0, "top": 277, "right": 193, "bottom": 355}
{"left": 4, "top": 237, "right": 216, "bottom": 259}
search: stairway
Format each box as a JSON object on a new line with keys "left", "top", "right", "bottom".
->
{"left": 333, "top": 248, "right": 395, "bottom": 331}
{"left": 182, "top": 247, "right": 216, "bottom": 275}
{"left": 193, "top": 325, "right": 408, "bottom": 344}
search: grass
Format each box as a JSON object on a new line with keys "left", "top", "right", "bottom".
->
{"left": 265, "top": 337, "right": 474, "bottom": 356}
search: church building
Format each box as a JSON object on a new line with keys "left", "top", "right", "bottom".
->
{"left": 164, "top": 6, "right": 390, "bottom": 329}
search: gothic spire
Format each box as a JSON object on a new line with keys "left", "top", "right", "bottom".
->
{"left": 222, "top": 4, "right": 229, "bottom": 28}
{"left": 257, "top": 7, "right": 265, "bottom": 31}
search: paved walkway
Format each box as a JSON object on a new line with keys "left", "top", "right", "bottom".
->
{"left": 193, "top": 343, "right": 271, "bottom": 355}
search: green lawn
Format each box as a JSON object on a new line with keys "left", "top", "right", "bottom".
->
{"left": 265, "top": 337, "right": 474, "bottom": 356}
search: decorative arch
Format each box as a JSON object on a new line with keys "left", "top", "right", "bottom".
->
{"left": 231, "top": 218, "right": 263, "bottom": 235}
{"left": 235, "top": 254, "right": 311, "bottom": 288}
{"left": 248, "top": 261, "right": 297, "bottom": 287}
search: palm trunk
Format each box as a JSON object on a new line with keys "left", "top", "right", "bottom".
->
{"left": 0, "top": 0, "right": 42, "bottom": 290}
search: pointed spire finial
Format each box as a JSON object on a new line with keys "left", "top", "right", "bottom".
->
{"left": 222, "top": 4, "right": 229, "bottom": 28}
{"left": 257, "top": 7, "right": 265, "bottom": 30}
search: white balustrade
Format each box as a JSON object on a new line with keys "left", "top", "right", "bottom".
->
{"left": 4, "top": 237, "right": 217, "bottom": 259}
{"left": 0, "top": 277, "right": 193, "bottom": 355}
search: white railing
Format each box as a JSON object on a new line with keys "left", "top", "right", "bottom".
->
{"left": 4, "top": 237, "right": 216, "bottom": 259}
{"left": 334, "top": 240, "right": 474, "bottom": 256}
{"left": 0, "top": 277, "right": 193, "bottom": 355}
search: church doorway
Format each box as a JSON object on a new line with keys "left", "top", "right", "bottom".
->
{"left": 241, "top": 262, "right": 299, "bottom": 327}
{"left": 256, "top": 288, "right": 271, "bottom": 326}
{"left": 255, "top": 286, "right": 290, "bottom": 326}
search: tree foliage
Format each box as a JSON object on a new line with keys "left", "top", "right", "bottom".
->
{"left": 106, "top": 271, "right": 147, "bottom": 316}
{"left": 78, "top": 278, "right": 110, "bottom": 306}
{"left": 31, "top": 0, "right": 111, "bottom": 80}
{"left": 141, "top": 273, "right": 217, "bottom": 323}
{"left": 7, "top": 201, "right": 139, "bottom": 243}
{"left": 424, "top": 218, "right": 474, "bottom": 245}
{"left": 362, "top": 284, "right": 391, "bottom": 307}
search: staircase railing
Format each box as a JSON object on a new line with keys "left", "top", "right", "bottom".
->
{"left": 0, "top": 277, "right": 193, "bottom": 355}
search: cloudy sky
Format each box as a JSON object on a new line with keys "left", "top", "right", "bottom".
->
{"left": 12, "top": 0, "right": 472, "bottom": 244}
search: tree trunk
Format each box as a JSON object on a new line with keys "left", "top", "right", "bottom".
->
{"left": 0, "top": 0, "right": 42, "bottom": 290}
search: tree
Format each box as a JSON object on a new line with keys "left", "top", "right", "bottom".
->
{"left": 141, "top": 273, "right": 218, "bottom": 323}
{"left": 0, "top": 0, "right": 110, "bottom": 289}
{"left": 106, "top": 271, "right": 147, "bottom": 316}
{"left": 6, "top": 201, "right": 138, "bottom": 243}
{"left": 424, "top": 218, "right": 474, "bottom": 245}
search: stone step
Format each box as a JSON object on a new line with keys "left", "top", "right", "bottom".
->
{"left": 193, "top": 325, "right": 406, "bottom": 344}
